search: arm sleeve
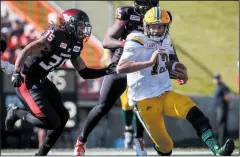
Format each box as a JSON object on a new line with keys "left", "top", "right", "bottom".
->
{"left": 1, "top": 60, "right": 14, "bottom": 75}
{"left": 78, "top": 67, "right": 107, "bottom": 79}
{"left": 168, "top": 36, "right": 180, "bottom": 62}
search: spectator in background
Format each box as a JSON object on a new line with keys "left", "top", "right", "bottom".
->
{"left": 212, "top": 73, "right": 231, "bottom": 145}
{"left": 33, "top": 128, "right": 46, "bottom": 149}
{"left": 6, "top": 35, "right": 19, "bottom": 63}
{"left": 1, "top": 9, "right": 11, "bottom": 29}
{"left": 19, "top": 24, "right": 37, "bottom": 47}
{"left": 10, "top": 19, "right": 24, "bottom": 37}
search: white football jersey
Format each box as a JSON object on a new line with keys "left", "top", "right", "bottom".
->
{"left": 120, "top": 32, "right": 173, "bottom": 104}
{"left": 1, "top": 59, "right": 14, "bottom": 75}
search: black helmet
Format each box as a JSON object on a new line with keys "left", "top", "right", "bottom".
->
{"left": 59, "top": 8, "right": 92, "bottom": 42}
{"left": 134, "top": 0, "right": 159, "bottom": 16}
{"left": 213, "top": 73, "right": 221, "bottom": 79}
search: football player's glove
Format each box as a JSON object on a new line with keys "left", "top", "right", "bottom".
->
{"left": 106, "top": 62, "right": 117, "bottom": 75}
{"left": 11, "top": 72, "right": 24, "bottom": 87}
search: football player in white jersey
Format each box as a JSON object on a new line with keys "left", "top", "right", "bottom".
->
{"left": 116, "top": 7, "right": 235, "bottom": 156}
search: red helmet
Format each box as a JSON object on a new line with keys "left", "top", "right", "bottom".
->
{"left": 59, "top": 8, "right": 92, "bottom": 42}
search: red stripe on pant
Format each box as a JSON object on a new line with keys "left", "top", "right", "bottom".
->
{"left": 18, "top": 80, "right": 45, "bottom": 118}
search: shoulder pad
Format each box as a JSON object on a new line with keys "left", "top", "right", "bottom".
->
{"left": 161, "top": 36, "right": 171, "bottom": 47}
{"left": 126, "top": 32, "right": 145, "bottom": 46}
{"left": 42, "top": 26, "right": 66, "bottom": 46}
{"left": 115, "top": 6, "right": 133, "bottom": 21}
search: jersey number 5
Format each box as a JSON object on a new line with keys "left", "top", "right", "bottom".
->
{"left": 151, "top": 53, "right": 169, "bottom": 75}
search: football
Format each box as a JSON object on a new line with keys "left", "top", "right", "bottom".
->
{"left": 166, "top": 60, "right": 186, "bottom": 73}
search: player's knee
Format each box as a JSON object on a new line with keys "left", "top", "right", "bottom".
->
{"left": 122, "top": 103, "right": 132, "bottom": 111}
{"left": 182, "top": 98, "right": 197, "bottom": 118}
{"left": 186, "top": 106, "right": 211, "bottom": 136}
{"left": 50, "top": 117, "right": 61, "bottom": 129}
{"left": 155, "top": 140, "right": 173, "bottom": 155}
{"left": 40, "top": 117, "right": 60, "bottom": 129}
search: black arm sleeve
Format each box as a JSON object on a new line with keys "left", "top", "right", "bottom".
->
{"left": 169, "top": 46, "right": 179, "bottom": 62}
{"left": 78, "top": 67, "right": 107, "bottom": 79}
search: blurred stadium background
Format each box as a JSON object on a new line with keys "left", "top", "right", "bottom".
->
{"left": 0, "top": 1, "right": 239, "bottom": 155}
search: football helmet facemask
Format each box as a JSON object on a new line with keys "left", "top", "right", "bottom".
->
{"left": 59, "top": 8, "right": 92, "bottom": 42}
{"left": 143, "top": 7, "right": 171, "bottom": 42}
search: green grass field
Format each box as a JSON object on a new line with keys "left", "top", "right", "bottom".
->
{"left": 56, "top": 1, "right": 239, "bottom": 95}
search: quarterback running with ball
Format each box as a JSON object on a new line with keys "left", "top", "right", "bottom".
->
{"left": 116, "top": 7, "right": 235, "bottom": 156}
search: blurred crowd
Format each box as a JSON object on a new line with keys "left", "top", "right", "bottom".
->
{"left": 1, "top": 6, "right": 40, "bottom": 63}
{"left": 1, "top": 5, "right": 46, "bottom": 149}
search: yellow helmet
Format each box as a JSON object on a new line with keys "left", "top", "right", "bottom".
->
{"left": 143, "top": 7, "right": 171, "bottom": 42}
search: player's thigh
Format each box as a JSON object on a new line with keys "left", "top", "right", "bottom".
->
{"left": 15, "top": 78, "right": 59, "bottom": 122}
{"left": 99, "top": 74, "right": 127, "bottom": 106}
{"left": 134, "top": 98, "right": 173, "bottom": 153}
{"left": 163, "top": 91, "right": 197, "bottom": 119}
{"left": 120, "top": 88, "right": 132, "bottom": 111}
{"left": 44, "top": 79, "right": 69, "bottom": 119}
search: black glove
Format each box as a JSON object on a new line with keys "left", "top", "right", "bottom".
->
{"left": 105, "top": 62, "right": 117, "bottom": 75}
{"left": 11, "top": 72, "right": 24, "bottom": 87}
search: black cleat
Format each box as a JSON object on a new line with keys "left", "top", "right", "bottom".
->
{"left": 215, "top": 139, "right": 235, "bottom": 156}
{"left": 5, "top": 104, "right": 19, "bottom": 132}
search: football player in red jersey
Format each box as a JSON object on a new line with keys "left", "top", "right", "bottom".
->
{"left": 5, "top": 9, "right": 115, "bottom": 156}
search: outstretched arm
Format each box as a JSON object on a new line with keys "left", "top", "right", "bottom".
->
{"left": 117, "top": 60, "right": 152, "bottom": 74}
{"left": 117, "top": 48, "right": 161, "bottom": 74}
{"left": 71, "top": 57, "right": 116, "bottom": 79}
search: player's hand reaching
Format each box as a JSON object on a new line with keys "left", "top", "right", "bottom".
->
{"left": 149, "top": 49, "right": 162, "bottom": 66}
{"left": 106, "top": 62, "right": 117, "bottom": 74}
{"left": 11, "top": 72, "right": 24, "bottom": 87}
